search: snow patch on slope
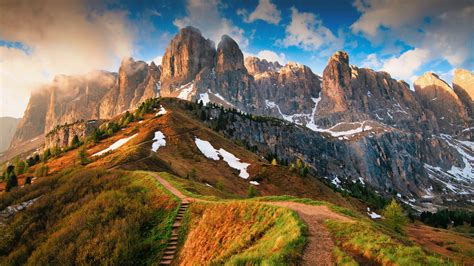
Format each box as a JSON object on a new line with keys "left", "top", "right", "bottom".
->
{"left": 151, "top": 131, "right": 166, "bottom": 152}
{"left": 194, "top": 137, "right": 250, "bottom": 179}
{"left": 195, "top": 138, "right": 220, "bottom": 160}
{"left": 93, "top": 134, "right": 138, "bottom": 156}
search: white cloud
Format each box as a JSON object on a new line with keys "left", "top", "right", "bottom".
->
{"left": 351, "top": 0, "right": 474, "bottom": 68}
{"left": 239, "top": 0, "right": 281, "bottom": 25}
{"left": 279, "top": 7, "right": 339, "bottom": 52}
{"left": 174, "top": 0, "right": 248, "bottom": 48}
{"left": 0, "top": 0, "right": 135, "bottom": 117}
{"left": 381, "top": 48, "right": 430, "bottom": 82}
{"left": 361, "top": 53, "right": 382, "bottom": 69}
{"left": 245, "top": 50, "right": 287, "bottom": 64}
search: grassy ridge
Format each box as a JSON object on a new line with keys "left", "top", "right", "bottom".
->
{"left": 0, "top": 168, "right": 178, "bottom": 265}
{"left": 178, "top": 201, "right": 306, "bottom": 265}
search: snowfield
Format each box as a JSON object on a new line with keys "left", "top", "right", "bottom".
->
{"left": 151, "top": 131, "right": 166, "bottom": 152}
{"left": 194, "top": 137, "right": 250, "bottom": 179}
{"left": 93, "top": 134, "right": 138, "bottom": 156}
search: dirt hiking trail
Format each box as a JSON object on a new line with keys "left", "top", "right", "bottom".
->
{"left": 151, "top": 172, "right": 352, "bottom": 266}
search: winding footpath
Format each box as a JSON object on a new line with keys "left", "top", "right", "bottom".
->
{"left": 151, "top": 172, "right": 352, "bottom": 266}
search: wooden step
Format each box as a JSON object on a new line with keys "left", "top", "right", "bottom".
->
{"left": 164, "top": 247, "right": 176, "bottom": 252}
{"left": 172, "top": 222, "right": 181, "bottom": 227}
{"left": 164, "top": 250, "right": 175, "bottom": 255}
{"left": 169, "top": 241, "right": 178, "bottom": 246}
{"left": 166, "top": 245, "right": 177, "bottom": 249}
{"left": 162, "top": 255, "right": 174, "bottom": 260}
{"left": 159, "top": 260, "right": 172, "bottom": 265}
{"left": 169, "top": 236, "right": 178, "bottom": 241}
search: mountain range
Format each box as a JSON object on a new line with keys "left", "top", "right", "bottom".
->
{"left": 4, "top": 26, "right": 474, "bottom": 210}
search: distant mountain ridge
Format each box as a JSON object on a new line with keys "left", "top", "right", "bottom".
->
{"left": 8, "top": 26, "right": 474, "bottom": 208}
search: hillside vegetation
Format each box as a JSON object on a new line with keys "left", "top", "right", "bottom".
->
{"left": 0, "top": 169, "right": 177, "bottom": 265}
{"left": 178, "top": 201, "right": 306, "bottom": 265}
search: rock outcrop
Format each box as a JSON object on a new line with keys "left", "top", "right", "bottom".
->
{"left": 213, "top": 35, "right": 255, "bottom": 111}
{"left": 317, "top": 51, "right": 351, "bottom": 116}
{"left": 414, "top": 72, "right": 469, "bottom": 135}
{"left": 45, "top": 120, "right": 101, "bottom": 149}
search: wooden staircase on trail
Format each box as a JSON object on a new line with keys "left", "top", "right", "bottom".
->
{"left": 159, "top": 201, "right": 190, "bottom": 265}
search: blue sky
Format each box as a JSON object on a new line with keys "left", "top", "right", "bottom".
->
{"left": 1, "top": 0, "right": 473, "bottom": 117}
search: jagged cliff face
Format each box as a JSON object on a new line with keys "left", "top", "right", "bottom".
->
{"left": 11, "top": 60, "right": 160, "bottom": 148}
{"left": 453, "top": 69, "right": 474, "bottom": 120}
{"left": 10, "top": 88, "right": 51, "bottom": 147}
{"left": 414, "top": 72, "right": 469, "bottom": 136}
{"left": 99, "top": 58, "right": 160, "bottom": 118}
{"left": 160, "top": 26, "right": 215, "bottom": 98}
{"left": 44, "top": 120, "right": 101, "bottom": 149}
{"left": 197, "top": 106, "right": 473, "bottom": 211}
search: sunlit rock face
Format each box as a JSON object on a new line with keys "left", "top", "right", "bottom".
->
{"left": 160, "top": 26, "right": 216, "bottom": 97}
{"left": 414, "top": 72, "right": 469, "bottom": 136}
{"left": 453, "top": 68, "right": 474, "bottom": 119}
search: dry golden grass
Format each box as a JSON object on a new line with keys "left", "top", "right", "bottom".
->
{"left": 178, "top": 201, "right": 306, "bottom": 265}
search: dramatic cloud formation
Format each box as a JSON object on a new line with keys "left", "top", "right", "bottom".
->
{"left": 352, "top": 0, "right": 474, "bottom": 68}
{"left": 279, "top": 7, "right": 339, "bottom": 52}
{"left": 238, "top": 0, "right": 281, "bottom": 25}
{"left": 174, "top": 0, "right": 248, "bottom": 48}
{"left": 381, "top": 48, "right": 430, "bottom": 83}
{"left": 0, "top": 0, "right": 135, "bottom": 117}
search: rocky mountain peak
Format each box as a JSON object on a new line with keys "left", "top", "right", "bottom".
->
{"left": 329, "top": 51, "right": 349, "bottom": 65}
{"left": 316, "top": 51, "right": 351, "bottom": 116}
{"left": 216, "top": 35, "right": 245, "bottom": 73}
{"left": 160, "top": 26, "right": 216, "bottom": 95}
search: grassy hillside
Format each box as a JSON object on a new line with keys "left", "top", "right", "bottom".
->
{"left": 178, "top": 201, "right": 306, "bottom": 265}
{"left": 0, "top": 168, "right": 178, "bottom": 265}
